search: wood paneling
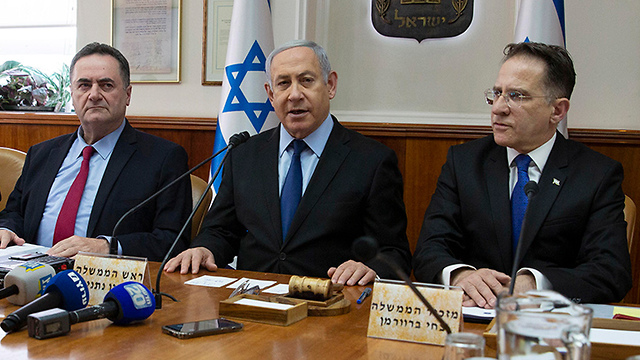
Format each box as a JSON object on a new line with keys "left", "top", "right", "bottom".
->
{"left": 2, "top": 112, "right": 639, "bottom": 303}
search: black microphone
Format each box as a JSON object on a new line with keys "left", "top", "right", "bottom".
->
{"left": 352, "top": 236, "right": 452, "bottom": 334}
{"left": 509, "top": 180, "right": 539, "bottom": 295}
{"left": 109, "top": 131, "right": 251, "bottom": 255}
{"left": 152, "top": 131, "right": 251, "bottom": 309}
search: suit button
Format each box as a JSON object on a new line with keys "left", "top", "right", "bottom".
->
{"left": 279, "top": 252, "right": 286, "bottom": 261}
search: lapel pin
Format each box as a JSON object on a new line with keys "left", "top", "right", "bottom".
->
{"left": 552, "top": 178, "right": 560, "bottom": 186}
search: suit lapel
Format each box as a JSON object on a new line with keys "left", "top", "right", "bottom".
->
{"left": 515, "top": 134, "right": 567, "bottom": 265}
{"left": 284, "top": 118, "right": 350, "bottom": 244}
{"left": 259, "top": 128, "right": 285, "bottom": 244}
{"left": 26, "top": 134, "right": 76, "bottom": 241}
{"left": 485, "top": 142, "right": 513, "bottom": 271}
{"left": 87, "top": 121, "right": 137, "bottom": 236}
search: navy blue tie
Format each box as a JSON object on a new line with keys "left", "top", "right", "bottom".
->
{"left": 281, "top": 140, "right": 306, "bottom": 240}
{"left": 511, "top": 154, "right": 532, "bottom": 253}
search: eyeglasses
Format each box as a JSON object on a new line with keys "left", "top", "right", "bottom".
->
{"left": 484, "top": 89, "right": 549, "bottom": 108}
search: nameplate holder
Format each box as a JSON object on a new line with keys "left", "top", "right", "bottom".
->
{"left": 73, "top": 252, "right": 150, "bottom": 305}
{"left": 367, "top": 279, "right": 463, "bottom": 346}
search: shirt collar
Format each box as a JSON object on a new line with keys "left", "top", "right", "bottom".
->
{"left": 279, "top": 114, "right": 334, "bottom": 158}
{"left": 507, "top": 132, "right": 557, "bottom": 172}
{"left": 75, "top": 120, "right": 126, "bottom": 160}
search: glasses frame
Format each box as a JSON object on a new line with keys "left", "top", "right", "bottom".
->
{"left": 484, "top": 88, "right": 550, "bottom": 108}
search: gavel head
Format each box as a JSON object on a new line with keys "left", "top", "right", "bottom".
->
{"left": 288, "top": 276, "right": 338, "bottom": 301}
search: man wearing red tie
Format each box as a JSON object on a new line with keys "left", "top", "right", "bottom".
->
{"left": 0, "top": 43, "right": 191, "bottom": 261}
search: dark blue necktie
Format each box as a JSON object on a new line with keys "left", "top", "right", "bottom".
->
{"left": 281, "top": 140, "right": 306, "bottom": 240}
{"left": 511, "top": 154, "right": 532, "bottom": 253}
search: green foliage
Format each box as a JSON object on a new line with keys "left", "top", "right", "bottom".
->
{"left": 0, "top": 61, "right": 71, "bottom": 111}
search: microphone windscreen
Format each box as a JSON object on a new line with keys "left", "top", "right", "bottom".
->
{"left": 5, "top": 262, "right": 56, "bottom": 305}
{"left": 104, "top": 281, "right": 155, "bottom": 325}
{"left": 524, "top": 180, "right": 539, "bottom": 198}
{"left": 228, "top": 131, "right": 250, "bottom": 147}
{"left": 352, "top": 236, "right": 379, "bottom": 262}
{"left": 44, "top": 270, "right": 89, "bottom": 311}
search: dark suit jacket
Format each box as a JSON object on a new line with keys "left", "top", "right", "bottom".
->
{"left": 0, "top": 120, "right": 192, "bottom": 261}
{"left": 193, "top": 117, "right": 412, "bottom": 278}
{"left": 413, "top": 133, "right": 632, "bottom": 303}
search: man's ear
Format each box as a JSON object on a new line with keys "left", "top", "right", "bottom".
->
{"left": 550, "top": 98, "right": 570, "bottom": 125}
{"left": 327, "top": 71, "right": 338, "bottom": 100}
{"left": 264, "top": 83, "right": 274, "bottom": 104}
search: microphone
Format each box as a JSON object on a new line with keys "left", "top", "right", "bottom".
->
{"left": 152, "top": 131, "right": 251, "bottom": 309}
{"left": 1, "top": 269, "right": 89, "bottom": 333}
{"left": 0, "top": 262, "right": 56, "bottom": 305}
{"left": 27, "top": 281, "right": 155, "bottom": 339}
{"left": 509, "top": 180, "right": 539, "bottom": 295}
{"left": 109, "top": 131, "right": 251, "bottom": 255}
{"left": 352, "top": 236, "right": 452, "bottom": 334}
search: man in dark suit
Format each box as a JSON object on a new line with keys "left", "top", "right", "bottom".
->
{"left": 0, "top": 43, "right": 191, "bottom": 261}
{"left": 413, "top": 42, "right": 632, "bottom": 307}
{"left": 165, "top": 40, "right": 411, "bottom": 285}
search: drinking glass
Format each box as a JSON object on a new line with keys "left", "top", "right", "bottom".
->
{"left": 496, "top": 290, "right": 593, "bottom": 360}
{"left": 443, "top": 332, "right": 485, "bottom": 360}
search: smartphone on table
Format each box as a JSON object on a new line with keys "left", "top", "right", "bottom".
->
{"left": 162, "top": 318, "right": 243, "bottom": 339}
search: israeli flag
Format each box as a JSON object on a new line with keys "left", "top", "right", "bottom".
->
{"left": 210, "top": 0, "right": 279, "bottom": 194}
{"left": 514, "top": 0, "right": 568, "bottom": 137}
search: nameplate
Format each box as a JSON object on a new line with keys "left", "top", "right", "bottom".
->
{"left": 367, "top": 280, "right": 463, "bottom": 345}
{"left": 73, "top": 253, "right": 150, "bottom": 305}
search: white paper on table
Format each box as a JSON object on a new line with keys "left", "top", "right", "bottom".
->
{"left": 227, "top": 277, "right": 277, "bottom": 290}
{"left": 184, "top": 275, "right": 238, "bottom": 288}
{"left": 234, "top": 298, "right": 293, "bottom": 310}
{"left": 590, "top": 328, "right": 640, "bottom": 347}
{"left": 261, "top": 283, "right": 289, "bottom": 294}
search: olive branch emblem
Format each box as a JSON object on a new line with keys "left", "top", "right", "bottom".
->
{"left": 449, "top": 0, "right": 468, "bottom": 24}
{"left": 376, "top": 0, "right": 392, "bottom": 24}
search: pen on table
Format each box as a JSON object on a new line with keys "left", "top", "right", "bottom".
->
{"left": 357, "top": 288, "right": 372, "bottom": 304}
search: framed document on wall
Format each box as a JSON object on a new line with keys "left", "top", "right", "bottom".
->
{"left": 111, "top": 0, "right": 182, "bottom": 83}
{"left": 202, "top": 0, "right": 233, "bottom": 85}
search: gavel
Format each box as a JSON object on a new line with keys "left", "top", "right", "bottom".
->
{"left": 288, "top": 276, "right": 344, "bottom": 301}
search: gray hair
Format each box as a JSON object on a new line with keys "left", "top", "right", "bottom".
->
{"left": 265, "top": 40, "right": 332, "bottom": 87}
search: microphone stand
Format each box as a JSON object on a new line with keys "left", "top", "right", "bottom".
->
{"left": 105, "top": 131, "right": 250, "bottom": 308}
{"left": 109, "top": 145, "right": 228, "bottom": 254}
{"left": 152, "top": 150, "right": 229, "bottom": 309}
{"left": 509, "top": 181, "right": 539, "bottom": 295}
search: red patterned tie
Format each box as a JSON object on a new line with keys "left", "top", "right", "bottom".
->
{"left": 53, "top": 146, "right": 95, "bottom": 244}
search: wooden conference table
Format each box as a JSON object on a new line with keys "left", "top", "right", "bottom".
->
{"left": 0, "top": 263, "right": 489, "bottom": 360}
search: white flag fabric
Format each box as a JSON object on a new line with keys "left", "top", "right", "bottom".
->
{"left": 514, "top": 0, "right": 568, "bottom": 137}
{"left": 210, "top": 0, "right": 279, "bottom": 194}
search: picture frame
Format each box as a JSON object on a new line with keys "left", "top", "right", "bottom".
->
{"left": 111, "top": 0, "right": 182, "bottom": 83}
{"left": 202, "top": 0, "right": 233, "bottom": 86}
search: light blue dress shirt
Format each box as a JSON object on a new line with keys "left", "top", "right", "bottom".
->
{"left": 36, "top": 120, "right": 125, "bottom": 247}
{"left": 278, "top": 115, "right": 334, "bottom": 195}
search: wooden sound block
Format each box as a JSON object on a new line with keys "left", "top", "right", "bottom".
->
{"left": 282, "top": 293, "right": 344, "bottom": 307}
{"left": 308, "top": 298, "right": 351, "bottom": 317}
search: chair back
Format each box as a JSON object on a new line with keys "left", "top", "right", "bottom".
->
{"left": 190, "top": 175, "right": 213, "bottom": 240}
{"left": 0, "top": 147, "right": 27, "bottom": 211}
{"left": 624, "top": 195, "right": 636, "bottom": 252}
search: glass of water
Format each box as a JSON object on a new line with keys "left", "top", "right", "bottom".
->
{"left": 443, "top": 332, "right": 485, "bottom": 360}
{"left": 496, "top": 290, "right": 593, "bottom": 360}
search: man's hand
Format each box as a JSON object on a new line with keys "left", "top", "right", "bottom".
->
{"left": 451, "top": 268, "right": 511, "bottom": 309}
{"left": 0, "top": 229, "right": 25, "bottom": 249}
{"left": 47, "top": 236, "right": 110, "bottom": 258}
{"left": 328, "top": 260, "right": 376, "bottom": 286}
{"left": 511, "top": 273, "right": 536, "bottom": 295}
{"left": 164, "top": 247, "right": 218, "bottom": 275}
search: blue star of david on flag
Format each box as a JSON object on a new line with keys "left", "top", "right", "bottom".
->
{"left": 222, "top": 40, "right": 274, "bottom": 133}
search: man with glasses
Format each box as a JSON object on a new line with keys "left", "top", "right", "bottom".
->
{"left": 413, "top": 42, "right": 631, "bottom": 308}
